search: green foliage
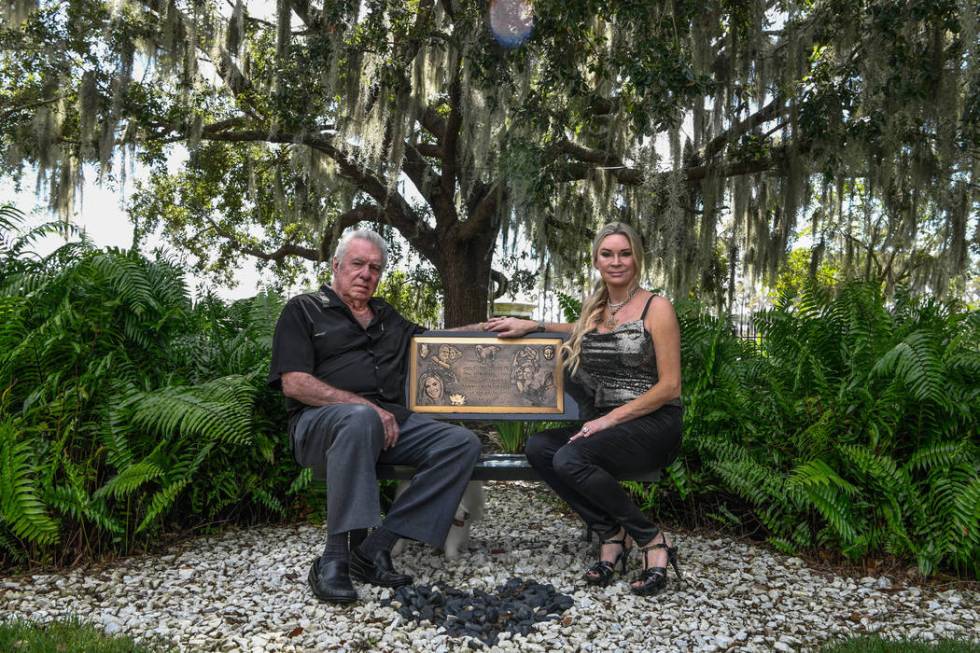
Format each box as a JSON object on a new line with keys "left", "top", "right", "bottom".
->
{"left": 773, "top": 247, "right": 841, "bottom": 299}
{"left": 675, "top": 281, "right": 979, "bottom": 576}
{"left": 556, "top": 292, "right": 583, "bottom": 324}
{"left": 491, "top": 421, "right": 564, "bottom": 454}
{"left": 0, "top": 212, "right": 311, "bottom": 566}
{"left": 0, "top": 418, "right": 60, "bottom": 550}
{"left": 6, "top": 0, "right": 974, "bottom": 325}
{"left": 819, "top": 636, "right": 980, "bottom": 653}
{"left": 375, "top": 269, "right": 442, "bottom": 328}
{"left": 0, "top": 618, "right": 165, "bottom": 653}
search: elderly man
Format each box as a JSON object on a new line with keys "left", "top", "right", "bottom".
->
{"left": 268, "top": 229, "right": 481, "bottom": 603}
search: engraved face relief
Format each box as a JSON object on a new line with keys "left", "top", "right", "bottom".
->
{"left": 417, "top": 372, "right": 447, "bottom": 405}
{"left": 424, "top": 375, "right": 443, "bottom": 400}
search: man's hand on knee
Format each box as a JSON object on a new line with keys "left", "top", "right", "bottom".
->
{"left": 371, "top": 405, "right": 399, "bottom": 449}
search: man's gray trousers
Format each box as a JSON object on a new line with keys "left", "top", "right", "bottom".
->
{"left": 292, "top": 404, "right": 481, "bottom": 548}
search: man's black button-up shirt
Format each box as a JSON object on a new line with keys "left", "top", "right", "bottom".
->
{"left": 267, "top": 285, "right": 425, "bottom": 432}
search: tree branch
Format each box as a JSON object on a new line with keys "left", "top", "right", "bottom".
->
{"left": 702, "top": 99, "right": 783, "bottom": 161}
{"left": 459, "top": 181, "right": 503, "bottom": 241}
{"left": 0, "top": 94, "right": 68, "bottom": 126}
{"left": 199, "top": 126, "right": 426, "bottom": 234}
{"left": 556, "top": 139, "right": 629, "bottom": 168}
{"left": 415, "top": 143, "right": 442, "bottom": 158}
{"left": 401, "top": 142, "right": 440, "bottom": 207}
{"left": 206, "top": 217, "right": 320, "bottom": 262}
{"left": 317, "top": 204, "right": 384, "bottom": 259}
{"left": 287, "top": 0, "right": 327, "bottom": 31}
{"left": 395, "top": 0, "right": 436, "bottom": 67}
{"left": 553, "top": 150, "right": 788, "bottom": 186}
{"left": 420, "top": 106, "right": 447, "bottom": 140}
{"left": 435, "top": 56, "right": 463, "bottom": 227}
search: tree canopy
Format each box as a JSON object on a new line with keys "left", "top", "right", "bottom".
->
{"left": 1, "top": 0, "right": 976, "bottom": 323}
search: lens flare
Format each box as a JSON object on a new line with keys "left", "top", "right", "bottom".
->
{"left": 489, "top": 0, "right": 534, "bottom": 49}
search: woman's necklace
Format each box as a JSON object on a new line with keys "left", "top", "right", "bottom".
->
{"left": 603, "top": 286, "right": 639, "bottom": 329}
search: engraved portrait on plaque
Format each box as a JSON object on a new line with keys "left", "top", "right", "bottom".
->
{"left": 408, "top": 334, "right": 567, "bottom": 415}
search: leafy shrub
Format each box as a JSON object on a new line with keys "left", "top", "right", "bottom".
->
{"left": 673, "top": 282, "right": 978, "bottom": 577}
{"left": 0, "top": 207, "right": 310, "bottom": 566}
{"left": 491, "top": 421, "right": 564, "bottom": 453}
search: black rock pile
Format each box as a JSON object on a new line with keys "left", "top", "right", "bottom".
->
{"left": 383, "top": 577, "right": 575, "bottom": 647}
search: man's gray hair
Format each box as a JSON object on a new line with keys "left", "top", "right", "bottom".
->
{"left": 333, "top": 229, "right": 388, "bottom": 270}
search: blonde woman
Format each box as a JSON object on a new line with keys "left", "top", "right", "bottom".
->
{"left": 484, "top": 222, "right": 683, "bottom": 595}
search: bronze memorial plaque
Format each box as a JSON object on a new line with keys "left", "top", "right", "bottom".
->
{"left": 408, "top": 332, "right": 572, "bottom": 418}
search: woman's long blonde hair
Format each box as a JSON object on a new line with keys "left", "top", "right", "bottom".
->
{"left": 562, "top": 222, "right": 646, "bottom": 375}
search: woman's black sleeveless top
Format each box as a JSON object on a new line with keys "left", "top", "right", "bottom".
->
{"left": 575, "top": 296, "right": 683, "bottom": 409}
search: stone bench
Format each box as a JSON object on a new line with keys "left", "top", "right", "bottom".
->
{"left": 374, "top": 452, "right": 661, "bottom": 483}
{"left": 372, "top": 450, "right": 661, "bottom": 544}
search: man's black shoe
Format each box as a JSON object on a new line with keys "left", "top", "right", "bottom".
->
{"left": 349, "top": 547, "right": 413, "bottom": 588}
{"left": 308, "top": 556, "right": 358, "bottom": 603}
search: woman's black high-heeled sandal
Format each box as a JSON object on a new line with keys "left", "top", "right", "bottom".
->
{"left": 583, "top": 532, "right": 631, "bottom": 586}
{"left": 631, "top": 533, "right": 682, "bottom": 596}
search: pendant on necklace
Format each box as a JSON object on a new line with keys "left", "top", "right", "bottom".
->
{"left": 604, "top": 305, "right": 624, "bottom": 329}
{"left": 603, "top": 287, "right": 638, "bottom": 329}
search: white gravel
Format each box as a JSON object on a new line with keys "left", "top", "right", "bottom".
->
{"left": 1, "top": 481, "right": 977, "bottom": 652}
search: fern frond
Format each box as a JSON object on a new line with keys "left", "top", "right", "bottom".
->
{"left": 0, "top": 528, "right": 27, "bottom": 561}
{"left": 0, "top": 421, "right": 60, "bottom": 546}
{"left": 767, "top": 536, "right": 798, "bottom": 555}
{"left": 136, "top": 479, "right": 190, "bottom": 534}
{"left": 169, "top": 441, "right": 215, "bottom": 483}
{"left": 128, "top": 380, "right": 253, "bottom": 445}
{"left": 288, "top": 467, "right": 313, "bottom": 495}
{"left": 95, "top": 461, "right": 164, "bottom": 500}
{"left": 665, "top": 458, "right": 690, "bottom": 499}
{"left": 250, "top": 486, "right": 286, "bottom": 515}
{"left": 796, "top": 482, "right": 860, "bottom": 546}
{"left": 556, "top": 292, "right": 582, "bottom": 322}
{"left": 872, "top": 331, "right": 948, "bottom": 407}
{"left": 788, "top": 459, "right": 860, "bottom": 496}
{"left": 47, "top": 485, "right": 125, "bottom": 536}
{"left": 97, "top": 401, "right": 135, "bottom": 471}
{"left": 906, "top": 441, "right": 970, "bottom": 472}
{"left": 87, "top": 251, "right": 159, "bottom": 315}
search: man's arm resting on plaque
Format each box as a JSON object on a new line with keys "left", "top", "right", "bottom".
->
{"left": 280, "top": 371, "right": 400, "bottom": 449}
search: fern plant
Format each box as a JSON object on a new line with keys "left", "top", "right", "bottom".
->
{"left": 675, "top": 280, "right": 979, "bottom": 577}
{"left": 0, "top": 227, "right": 308, "bottom": 566}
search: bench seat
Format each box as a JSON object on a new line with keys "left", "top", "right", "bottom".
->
{"left": 375, "top": 453, "right": 661, "bottom": 483}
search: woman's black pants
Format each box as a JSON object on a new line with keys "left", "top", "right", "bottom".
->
{"left": 525, "top": 404, "right": 682, "bottom": 546}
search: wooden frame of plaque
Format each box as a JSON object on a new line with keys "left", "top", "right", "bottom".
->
{"left": 407, "top": 331, "right": 581, "bottom": 420}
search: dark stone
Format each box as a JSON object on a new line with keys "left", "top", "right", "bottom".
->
{"left": 383, "top": 577, "right": 574, "bottom": 646}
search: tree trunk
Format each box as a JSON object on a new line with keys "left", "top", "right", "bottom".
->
{"left": 437, "top": 230, "right": 496, "bottom": 327}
